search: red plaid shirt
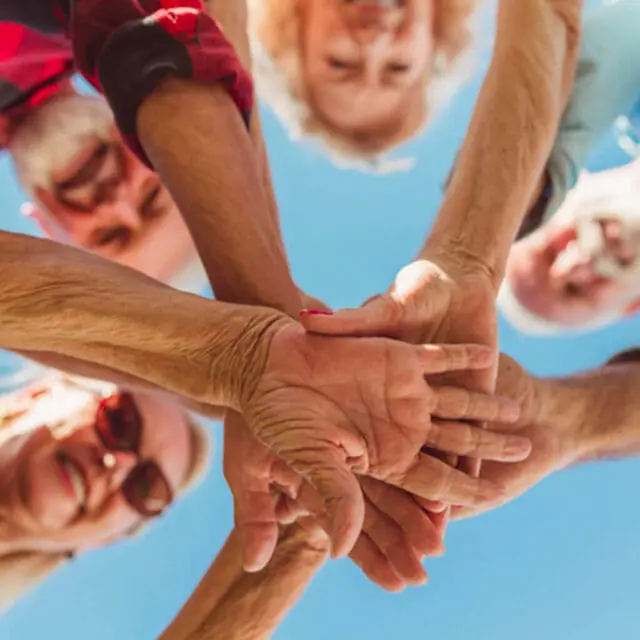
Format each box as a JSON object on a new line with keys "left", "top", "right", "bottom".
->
{"left": 0, "top": 23, "right": 73, "bottom": 147}
{"left": 0, "top": 0, "right": 253, "bottom": 165}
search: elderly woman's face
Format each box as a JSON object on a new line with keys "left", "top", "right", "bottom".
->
{"left": 505, "top": 196, "right": 640, "bottom": 326}
{"left": 301, "top": 0, "right": 433, "bottom": 136}
{"left": 2, "top": 386, "right": 192, "bottom": 554}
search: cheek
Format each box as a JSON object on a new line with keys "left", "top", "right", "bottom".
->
{"left": 70, "top": 494, "right": 140, "bottom": 552}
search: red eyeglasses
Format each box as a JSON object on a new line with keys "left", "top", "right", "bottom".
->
{"left": 95, "top": 392, "right": 174, "bottom": 518}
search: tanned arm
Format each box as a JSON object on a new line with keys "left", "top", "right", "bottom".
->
{"left": 161, "top": 526, "right": 328, "bottom": 640}
{"left": 0, "top": 231, "right": 278, "bottom": 410}
{"left": 425, "top": 0, "right": 583, "bottom": 287}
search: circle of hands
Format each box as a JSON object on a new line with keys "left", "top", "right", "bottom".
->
{"left": 225, "top": 258, "right": 558, "bottom": 590}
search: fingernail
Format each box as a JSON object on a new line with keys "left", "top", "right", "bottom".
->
{"left": 505, "top": 436, "right": 532, "bottom": 460}
{"left": 300, "top": 309, "right": 333, "bottom": 316}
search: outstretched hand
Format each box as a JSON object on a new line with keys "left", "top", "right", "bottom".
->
{"left": 239, "top": 320, "right": 529, "bottom": 561}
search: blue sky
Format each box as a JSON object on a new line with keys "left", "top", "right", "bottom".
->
{"left": 1, "top": 1, "right": 639, "bottom": 638}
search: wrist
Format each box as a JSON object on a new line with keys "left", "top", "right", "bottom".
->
{"left": 204, "top": 305, "right": 291, "bottom": 412}
{"left": 421, "top": 238, "right": 503, "bottom": 293}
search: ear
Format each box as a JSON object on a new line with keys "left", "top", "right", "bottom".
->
{"left": 623, "top": 299, "right": 640, "bottom": 317}
{"left": 21, "top": 201, "right": 72, "bottom": 244}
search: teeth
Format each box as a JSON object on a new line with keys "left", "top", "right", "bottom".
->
{"left": 60, "top": 456, "right": 87, "bottom": 508}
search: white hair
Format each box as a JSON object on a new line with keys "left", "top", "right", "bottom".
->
{"left": 8, "top": 93, "right": 114, "bottom": 195}
{"left": 497, "top": 280, "right": 619, "bottom": 336}
{"left": 248, "top": 0, "right": 479, "bottom": 172}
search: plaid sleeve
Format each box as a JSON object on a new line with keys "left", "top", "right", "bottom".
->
{"left": 69, "top": 0, "right": 254, "bottom": 166}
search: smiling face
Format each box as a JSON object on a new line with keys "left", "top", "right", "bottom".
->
{"left": 300, "top": 0, "right": 433, "bottom": 144}
{"left": 504, "top": 170, "right": 640, "bottom": 328}
{"left": 251, "top": 0, "right": 476, "bottom": 165}
{"left": 8, "top": 93, "right": 198, "bottom": 284}
{"left": 0, "top": 382, "right": 192, "bottom": 555}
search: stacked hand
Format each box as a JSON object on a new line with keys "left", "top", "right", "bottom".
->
{"left": 300, "top": 257, "right": 500, "bottom": 481}
{"left": 228, "top": 309, "right": 530, "bottom": 571}
{"left": 453, "top": 355, "right": 587, "bottom": 521}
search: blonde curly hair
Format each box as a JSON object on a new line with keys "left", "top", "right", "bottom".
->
{"left": 0, "top": 373, "right": 212, "bottom": 613}
{"left": 249, "top": 0, "right": 479, "bottom": 171}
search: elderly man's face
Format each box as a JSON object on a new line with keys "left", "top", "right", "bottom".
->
{"left": 301, "top": 0, "right": 433, "bottom": 138}
{"left": 1, "top": 383, "right": 192, "bottom": 555}
{"left": 506, "top": 179, "right": 640, "bottom": 327}
{"left": 9, "top": 93, "right": 197, "bottom": 283}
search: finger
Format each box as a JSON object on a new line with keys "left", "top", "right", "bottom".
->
{"left": 348, "top": 534, "right": 407, "bottom": 593}
{"left": 282, "top": 442, "right": 365, "bottom": 559}
{"left": 232, "top": 486, "right": 280, "bottom": 573}
{"left": 413, "top": 496, "right": 447, "bottom": 514}
{"left": 386, "top": 453, "right": 505, "bottom": 507}
{"left": 457, "top": 454, "right": 482, "bottom": 478}
{"left": 300, "top": 295, "right": 401, "bottom": 338}
{"left": 275, "top": 494, "right": 312, "bottom": 525}
{"left": 416, "top": 344, "right": 495, "bottom": 374}
{"left": 360, "top": 478, "right": 444, "bottom": 557}
{"left": 361, "top": 498, "right": 429, "bottom": 585}
{"left": 432, "top": 387, "right": 520, "bottom": 423}
{"left": 450, "top": 505, "right": 482, "bottom": 521}
{"left": 427, "top": 508, "right": 450, "bottom": 538}
{"left": 424, "top": 419, "right": 531, "bottom": 462}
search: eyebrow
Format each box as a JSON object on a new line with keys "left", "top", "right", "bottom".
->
{"left": 57, "top": 142, "right": 110, "bottom": 192}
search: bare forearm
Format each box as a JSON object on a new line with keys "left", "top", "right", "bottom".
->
{"left": 0, "top": 232, "right": 280, "bottom": 409}
{"left": 161, "top": 526, "right": 327, "bottom": 640}
{"left": 425, "top": 0, "right": 582, "bottom": 286}
{"left": 536, "top": 353, "right": 640, "bottom": 463}
{"left": 137, "top": 0, "right": 299, "bottom": 313}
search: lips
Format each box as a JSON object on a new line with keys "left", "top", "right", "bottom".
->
{"left": 56, "top": 452, "right": 88, "bottom": 510}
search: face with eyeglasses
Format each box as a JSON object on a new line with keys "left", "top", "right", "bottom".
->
{"left": 0, "top": 384, "right": 192, "bottom": 556}
{"left": 300, "top": 0, "right": 433, "bottom": 139}
{"left": 9, "top": 91, "right": 197, "bottom": 284}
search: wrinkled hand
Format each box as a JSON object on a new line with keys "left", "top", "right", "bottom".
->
{"left": 277, "top": 477, "right": 446, "bottom": 591}
{"left": 225, "top": 415, "right": 446, "bottom": 585}
{"left": 452, "top": 355, "right": 582, "bottom": 520}
{"left": 241, "top": 320, "right": 529, "bottom": 559}
{"left": 300, "top": 258, "right": 500, "bottom": 481}
{"left": 223, "top": 411, "right": 303, "bottom": 572}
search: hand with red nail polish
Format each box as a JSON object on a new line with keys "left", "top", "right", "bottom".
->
{"left": 240, "top": 319, "right": 531, "bottom": 565}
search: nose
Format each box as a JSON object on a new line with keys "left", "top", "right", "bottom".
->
{"left": 101, "top": 450, "right": 138, "bottom": 489}
{"left": 96, "top": 190, "right": 142, "bottom": 230}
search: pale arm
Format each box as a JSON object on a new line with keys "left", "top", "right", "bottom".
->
{"left": 426, "top": 0, "right": 583, "bottom": 286}
{"left": 161, "top": 526, "right": 328, "bottom": 640}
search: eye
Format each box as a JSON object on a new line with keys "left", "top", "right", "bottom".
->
{"left": 95, "top": 226, "right": 131, "bottom": 250}
{"left": 140, "top": 185, "right": 164, "bottom": 219}
{"left": 327, "top": 56, "right": 359, "bottom": 70}
{"left": 387, "top": 61, "right": 410, "bottom": 74}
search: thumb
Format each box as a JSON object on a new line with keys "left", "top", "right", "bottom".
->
{"left": 233, "top": 483, "right": 280, "bottom": 573}
{"left": 282, "top": 443, "right": 365, "bottom": 559}
{"left": 299, "top": 295, "right": 400, "bottom": 338}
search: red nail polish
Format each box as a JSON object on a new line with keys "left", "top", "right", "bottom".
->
{"left": 299, "top": 309, "right": 333, "bottom": 316}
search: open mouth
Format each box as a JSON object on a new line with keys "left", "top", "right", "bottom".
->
{"left": 56, "top": 452, "right": 88, "bottom": 510}
{"left": 548, "top": 217, "right": 637, "bottom": 292}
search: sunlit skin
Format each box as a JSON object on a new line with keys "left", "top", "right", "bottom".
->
{"left": 300, "top": 0, "right": 433, "bottom": 140}
{"left": 0, "top": 385, "right": 191, "bottom": 556}
{"left": 506, "top": 169, "right": 640, "bottom": 325}
{"left": 9, "top": 87, "right": 197, "bottom": 283}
